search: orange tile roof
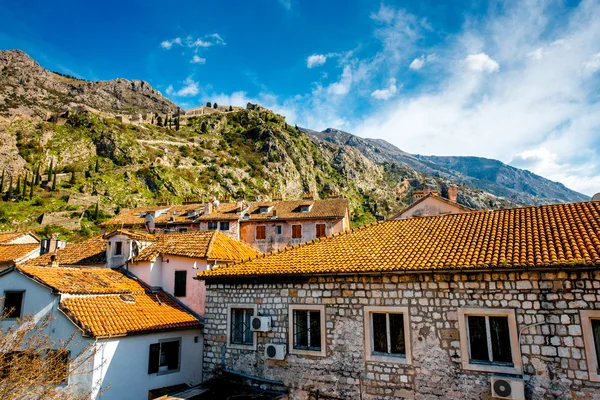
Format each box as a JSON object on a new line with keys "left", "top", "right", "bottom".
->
{"left": 61, "top": 292, "right": 202, "bottom": 337}
{"left": 242, "top": 198, "right": 349, "bottom": 221}
{"left": 0, "top": 232, "right": 26, "bottom": 244}
{"left": 18, "top": 266, "right": 145, "bottom": 294}
{"left": 134, "top": 231, "right": 261, "bottom": 262}
{"left": 198, "top": 201, "right": 600, "bottom": 279}
{"left": 103, "top": 229, "right": 157, "bottom": 242}
{"left": 196, "top": 202, "right": 243, "bottom": 221}
{"left": 100, "top": 204, "right": 204, "bottom": 227}
{"left": 0, "top": 244, "right": 39, "bottom": 264}
{"left": 24, "top": 237, "right": 107, "bottom": 267}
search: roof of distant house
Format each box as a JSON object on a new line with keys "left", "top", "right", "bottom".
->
{"left": 198, "top": 198, "right": 349, "bottom": 222}
{"left": 103, "top": 229, "right": 157, "bottom": 242}
{"left": 100, "top": 204, "right": 205, "bottom": 227}
{"left": 0, "top": 231, "right": 40, "bottom": 244}
{"left": 18, "top": 265, "right": 145, "bottom": 294}
{"left": 198, "top": 200, "right": 600, "bottom": 279}
{"left": 24, "top": 237, "right": 107, "bottom": 267}
{"left": 133, "top": 230, "right": 261, "bottom": 263}
{"left": 0, "top": 244, "right": 39, "bottom": 265}
{"left": 391, "top": 193, "right": 475, "bottom": 219}
{"left": 60, "top": 291, "right": 202, "bottom": 337}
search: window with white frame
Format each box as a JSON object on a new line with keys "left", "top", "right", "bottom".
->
{"left": 227, "top": 305, "right": 257, "bottom": 350}
{"left": 364, "top": 306, "right": 411, "bottom": 363}
{"left": 457, "top": 308, "right": 521, "bottom": 374}
{"left": 288, "top": 304, "right": 326, "bottom": 356}
{"left": 581, "top": 310, "right": 600, "bottom": 382}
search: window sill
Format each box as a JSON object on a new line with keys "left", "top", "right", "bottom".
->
{"left": 366, "top": 352, "right": 410, "bottom": 364}
{"left": 228, "top": 342, "right": 257, "bottom": 351}
{"left": 157, "top": 368, "right": 180, "bottom": 376}
{"left": 461, "top": 361, "right": 521, "bottom": 375}
{"left": 289, "top": 347, "right": 326, "bottom": 357}
{"left": 589, "top": 373, "right": 600, "bottom": 383}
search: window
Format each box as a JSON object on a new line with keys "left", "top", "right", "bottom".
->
{"left": 316, "top": 224, "right": 326, "bottom": 238}
{"left": 148, "top": 338, "right": 181, "bottom": 375}
{"left": 256, "top": 225, "right": 266, "bottom": 240}
{"left": 288, "top": 305, "right": 326, "bottom": 356}
{"left": 178, "top": 228, "right": 188, "bottom": 233}
{"left": 300, "top": 205, "right": 310, "bottom": 213}
{"left": 258, "top": 207, "right": 268, "bottom": 214}
{"left": 114, "top": 241, "right": 123, "bottom": 256}
{"left": 457, "top": 308, "right": 521, "bottom": 374}
{"left": 207, "top": 221, "right": 218, "bottom": 230}
{"left": 3, "top": 291, "right": 24, "bottom": 319}
{"left": 174, "top": 271, "right": 186, "bottom": 297}
{"left": 219, "top": 221, "right": 230, "bottom": 231}
{"left": 292, "top": 225, "right": 302, "bottom": 239}
{"left": 581, "top": 310, "right": 600, "bottom": 382}
{"left": 364, "top": 306, "right": 411, "bottom": 363}
{"left": 227, "top": 305, "right": 257, "bottom": 350}
{"left": 276, "top": 225, "right": 282, "bottom": 235}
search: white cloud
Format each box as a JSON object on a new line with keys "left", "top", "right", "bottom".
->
{"left": 464, "top": 53, "right": 500, "bottom": 72}
{"left": 371, "top": 78, "right": 399, "bottom": 100}
{"left": 191, "top": 39, "right": 212, "bottom": 48}
{"left": 584, "top": 53, "right": 600, "bottom": 73}
{"left": 307, "top": 54, "right": 327, "bottom": 68}
{"left": 191, "top": 55, "right": 206, "bottom": 64}
{"left": 160, "top": 37, "right": 181, "bottom": 49}
{"left": 166, "top": 77, "right": 199, "bottom": 97}
{"left": 528, "top": 47, "right": 544, "bottom": 60}
{"left": 409, "top": 57, "right": 425, "bottom": 70}
{"left": 327, "top": 66, "right": 353, "bottom": 95}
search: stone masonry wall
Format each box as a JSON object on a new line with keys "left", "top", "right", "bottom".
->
{"left": 203, "top": 270, "right": 600, "bottom": 400}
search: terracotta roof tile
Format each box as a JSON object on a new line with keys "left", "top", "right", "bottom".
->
{"left": 198, "top": 201, "right": 600, "bottom": 279}
{"left": 0, "top": 244, "right": 39, "bottom": 264}
{"left": 103, "top": 229, "right": 157, "bottom": 242}
{"left": 0, "top": 232, "right": 26, "bottom": 244}
{"left": 25, "top": 237, "right": 107, "bottom": 267}
{"left": 134, "top": 231, "right": 261, "bottom": 262}
{"left": 196, "top": 202, "right": 243, "bottom": 221}
{"left": 18, "top": 266, "right": 145, "bottom": 294}
{"left": 100, "top": 204, "right": 204, "bottom": 228}
{"left": 60, "top": 292, "right": 201, "bottom": 337}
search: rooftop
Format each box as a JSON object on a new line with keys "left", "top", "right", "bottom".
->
{"left": 0, "top": 244, "right": 39, "bottom": 265}
{"left": 61, "top": 291, "right": 202, "bottom": 337}
{"left": 198, "top": 200, "right": 600, "bottom": 279}
{"left": 100, "top": 204, "right": 205, "bottom": 227}
{"left": 134, "top": 230, "right": 261, "bottom": 262}
{"left": 391, "top": 193, "right": 475, "bottom": 219}
{"left": 18, "top": 265, "right": 145, "bottom": 294}
{"left": 24, "top": 237, "right": 107, "bottom": 267}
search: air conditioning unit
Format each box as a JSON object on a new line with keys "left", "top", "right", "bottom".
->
{"left": 490, "top": 376, "right": 524, "bottom": 400}
{"left": 250, "top": 316, "right": 272, "bottom": 332}
{"left": 264, "top": 343, "right": 286, "bottom": 360}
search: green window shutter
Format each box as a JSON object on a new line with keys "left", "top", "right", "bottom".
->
{"left": 148, "top": 343, "right": 160, "bottom": 374}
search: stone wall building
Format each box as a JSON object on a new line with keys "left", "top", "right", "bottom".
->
{"left": 198, "top": 200, "right": 600, "bottom": 400}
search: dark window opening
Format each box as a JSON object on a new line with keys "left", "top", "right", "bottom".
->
{"left": 293, "top": 310, "right": 321, "bottom": 350}
{"left": 231, "top": 308, "right": 254, "bottom": 345}
{"left": 467, "top": 315, "right": 513, "bottom": 365}
{"left": 3, "top": 291, "right": 24, "bottom": 319}
{"left": 148, "top": 339, "right": 180, "bottom": 374}
{"left": 276, "top": 225, "right": 282, "bottom": 235}
{"left": 592, "top": 319, "right": 600, "bottom": 374}
{"left": 207, "top": 221, "right": 218, "bottom": 230}
{"left": 174, "top": 271, "right": 187, "bottom": 297}
{"left": 371, "top": 312, "right": 405, "bottom": 356}
{"left": 220, "top": 221, "right": 230, "bottom": 231}
{"left": 115, "top": 241, "right": 123, "bottom": 256}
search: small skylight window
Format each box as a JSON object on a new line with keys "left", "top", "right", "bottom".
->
{"left": 259, "top": 207, "right": 268, "bottom": 214}
{"left": 119, "top": 294, "right": 135, "bottom": 303}
{"left": 301, "top": 206, "right": 310, "bottom": 213}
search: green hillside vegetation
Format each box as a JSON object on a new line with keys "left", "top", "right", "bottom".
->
{"left": 1, "top": 108, "right": 442, "bottom": 240}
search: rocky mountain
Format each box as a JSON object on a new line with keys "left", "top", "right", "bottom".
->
{"left": 0, "top": 49, "right": 177, "bottom": 119}
{"left": 305, "top": 128, "right": 588, "bottom": 205}
{"left": 0, "top": 50, "right": 587, "bottom": 240}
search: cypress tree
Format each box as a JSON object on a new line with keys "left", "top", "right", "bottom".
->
{"left": 213, "top": 102, "right": 218, "bottom": 109}
{"left": 5, "top": 175, "right": 12, "bottom": 200}
{"left": 29, "top": 177, "right": 34, "bottom": 200}
{"left": 94, "top": 202, "right": 99, "bottom": 220}
{"left": 22, "top": 172, "right": 28, "bottom": 199}
{"left": 34, "top": 164, "right": 40, "bottom": 186}
{"left": 175, "top": 117, "right": 180, "bottom": 131}
{"left": 15, "top": 176, "right": 21, "bottom": 200}
{"left": 0, "top": 169, "right": 4, "bottom": 193}
{"left": 47, "top": 160, "right": 53, "bottom": 181}
{"left": 70, "top": 170, "right": 76, "bottom": 185}
{"left": 51, "top": 173, "right": 57, "bottom": 191}
{"left": 206, "top": 102, "right": 212, "bottom": 108}
{"left": 94, "top": 159, "right": 99, "bottom": 173}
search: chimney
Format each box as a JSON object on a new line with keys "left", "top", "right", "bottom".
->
{"left": 447, "top": 185, "right": 458, "bottom": 203}
{"left": 204, "top": 202, "right": 213, "bottom": 215}
{"left": 50, "top": 254, "right": 59, "bottom": 268}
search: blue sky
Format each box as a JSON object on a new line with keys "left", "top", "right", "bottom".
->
{"left": 1, "top": 0, "right": 600, "bottom": 196}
